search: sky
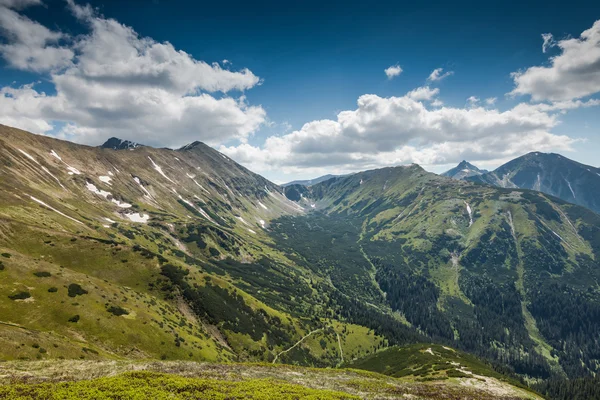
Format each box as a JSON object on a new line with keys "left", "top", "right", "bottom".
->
{"left": 1, "top": 0, "right": 600, "bottom": 183}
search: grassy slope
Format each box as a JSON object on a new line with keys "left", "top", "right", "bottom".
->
{"left": 0, "top": 359, "right": 542, "bottom": 399}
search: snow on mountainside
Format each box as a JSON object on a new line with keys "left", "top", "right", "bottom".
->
{"left": 0, "top": 124, "right": 303, "bottom": 235}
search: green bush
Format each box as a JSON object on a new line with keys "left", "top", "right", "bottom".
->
{"left": 48, "top": 287, "right": 58, "bottom": 293}
{"left": 68, "top": 315, "right": 80, "bottom": 323}
{"left": 0, "top": 261, "right": 4, "bottom": 271}
{"left": 1, "top": 252, "right": 11, "bottom": 258}
{"left": 8, "top": 291, "right": 31, "bottom": 300}
{"left": 107, "top": 305, "right": 129, "bottom": 316}
{"left": 68, "top": 283, "right": 88, "bottom": 297}
{"left": 33, "top": 271, "right": 51, "bottom": 277}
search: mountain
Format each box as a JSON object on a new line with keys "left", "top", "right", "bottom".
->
{"left": 281, "top": 164, "right": 600, "bottom": 381}
{"left": 467, "top": 152, "right": 600, "bottom": 214}
{"left": 100, "top": 137, "right": 143, "bottom": 150}
{"left": 1, "top": 124, "right": 599, "bottom": 398}
{"left": 442, "top": 160, "right": 488, "bottom": 180}
{"left": 282, "top": 174, "right": 339, "bottom": 187}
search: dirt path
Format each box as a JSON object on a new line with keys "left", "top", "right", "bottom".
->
{"left": 272, "top": 328, "right": 323, "bottom": 364}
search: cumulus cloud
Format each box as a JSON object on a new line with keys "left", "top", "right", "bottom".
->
{"left": 407, "top": 86, "right": 439, "bottom": 101}
{"left": 427, "top": 68, "right": 453, "bottom": 82}
{"left": 0, "top": 1, "right": 265, "bottom": 146}
{"left": 220, "top": 88, "right": 582, "bottom": 177}
{"left": 0, "top": 5, "right": 74, "bottom": 71}
{"left": 485, "top": 97, "right": 497, "bottom": 106}
{"left": 511, "top": 20, "right": 600, "bottom": 101}
{"left": 384, "top": 64, "right": 403, "bottom": 79}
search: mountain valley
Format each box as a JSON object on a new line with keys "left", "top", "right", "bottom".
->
{"left": 0, "top": 125, "right": 599, "bottom": 398}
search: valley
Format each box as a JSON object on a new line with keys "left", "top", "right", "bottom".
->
{"left": 0, "top": 125, "right": 599, "bottom": 398}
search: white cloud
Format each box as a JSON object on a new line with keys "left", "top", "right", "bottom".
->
{"left": 407, "top": 86, "right": 439, "bottom": 101}
{"left": 466, "top": 96, "right": 479, "bottom": 106}
{"left": 485, "top": 97, "right": 497, "bottom": 106}
{"left": 431, "top": 99, "right": 443, "bottom": 107}
{"left": 427, "top": 68, "right": 453, "bottom": 83}
{"left": 0, "top": 0, "right": 42, "bottom": 9}
{"left": 0, "top": 1, "right": 265, "bottom": 147}
{"left": 511, "top": 20, "right": 600, "bottom": 101}
{"left": 384, "top": 64, "right": 403, "bottom": 79}
{"left": 541, "top": 33, "right": 556, "bottom": 53}
{"left": 0, "top": 5, "right": 74, "bottom": 72}
{"left": 220, "top": 87, "right": 584, "bottom": 177}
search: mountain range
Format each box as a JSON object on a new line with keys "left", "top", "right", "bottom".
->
{"left": 442, "top": 153, "right": 600, "bottom": 215}
{"left": 1, "top": 124, "right": 599, "bottom": 398}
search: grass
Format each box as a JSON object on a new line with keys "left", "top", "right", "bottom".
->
{"left": 0, "top": 360, "right": 543, "bottom": 399}
{"left": 0, "top": 371, "right": 358, "bottom": 400}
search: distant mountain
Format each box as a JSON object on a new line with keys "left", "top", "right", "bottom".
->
{"left": 467, "top": 152, "right": 600, "bottom": 214}
{"left": 100, "top": 137, "right": 143, "bottom": 150}
{"left": 442, "top": 161, "right": 487, "bottom": 180}
{"left": 282, "top": 174, "right": 339, "bottom": 187}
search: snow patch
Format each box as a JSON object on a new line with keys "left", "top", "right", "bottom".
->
{"left": 29, "top": 195, "right": 83, "bottom": 225}
{"left": 258, "top": 201, "right": 268, "bottom": 210}
{"left": 99, "top": 175, "right": 112, "bottom": 184}
{"left": 247, "top": 229, "right": 256, "bottom": 234}
{"left": 565, "top": 179, "right": 576, "bottom": 199}
{"left": 105, "top": 218, "right": 116, "bottom": 223}
{"left": 86, "top": 182, "right": 111, "bottom": 199}
{"left": 133, "top": 176, "right": 152, "bottom": 198}
{"left": 125, "top": 213, "right": 150, "bottom": 223}
{"left": 236, "top": 216, "right": 250, "bottom": 226}
{"left": 148, "top": 156, "right": 175, "bottom": 183}
{"left": 259, "top": 219, "right": 266, "bottom": 229}
{"left": 187, "top": 173, "right": 210, "bottom": 194}
{"left": 111, "top": 199, "right": 132, "bottom": 208}
{"left": 17, "top": 149, "right": 38, "bottom": 164}
{"left": 50, "top": 150, "right": 62, "bottom": 161}
{"left": 41, "top": 166, "right": 65, "bottom": 189}
{"left": 67, "top": 166, "right": 81, "bottom": 175}
{"left": 425, "top": 348, "right": 435, "bottom": 356}
{"left": 464, "top": 201, "right": 473, "bottom": 227}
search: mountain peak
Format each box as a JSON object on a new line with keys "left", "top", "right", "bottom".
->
{"left": 178, "top": 141, "right": 206, "bottom": 150}
{"left": 101, "top": 137, "right": 142, "bottom": 150}
{"left": 442, "top": 160, "right": 486, "bottom": 179}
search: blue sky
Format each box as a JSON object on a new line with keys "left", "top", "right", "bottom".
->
{"left": 1, "top": 0, "right": 600, "bottom": 183}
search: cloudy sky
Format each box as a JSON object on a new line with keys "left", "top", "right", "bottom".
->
{"left": 1, "top": 0, "right": 600, "bottom": 183}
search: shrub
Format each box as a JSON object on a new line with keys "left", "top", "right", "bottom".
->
{"left": 8, "top": 291, "right": 31, "bottom": 300}
{"left": 68, "top": 283, "right": 88, "bottom": 297}
{"left": 0, "top": 262, "right": 4, "bottom": 271}
{"left": 33, "top": 271, "right": 51, "bottom": 277}
{"left": 107, "top": 305, "right": 129, "bottom": 316}
{"left": 48, "top": 287, "right": 58, "bottom": 293}
{"left": 1, "top": 253, "right": 11, "bottom": 258}
{"left": 68, "top": 315, "right": 80, "bottom": 323}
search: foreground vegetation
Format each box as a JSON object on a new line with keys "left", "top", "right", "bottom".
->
{"left": 0, "top": 359, "right": 542, "bottom": 399}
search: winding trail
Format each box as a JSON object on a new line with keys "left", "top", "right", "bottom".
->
{"left": 272, "top": 328, "right": 323, "bottom": 364}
